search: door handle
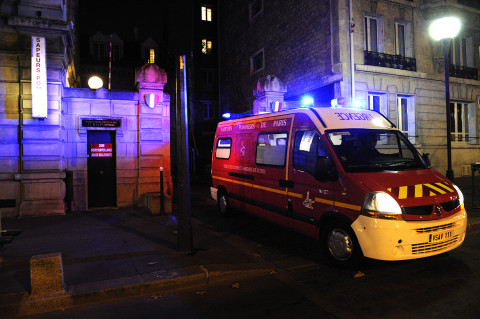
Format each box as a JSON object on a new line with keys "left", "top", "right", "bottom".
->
{"left": 279, "top": 179, "right": 294, "bottom": 189}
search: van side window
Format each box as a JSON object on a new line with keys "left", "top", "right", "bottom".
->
{"left": 294, "top": 130, "right": 331, "bottom": 176}
{"left": 216, "top": 138, "right": 232, "bottom": 159}
{"left": 255, "top": 132, "right": 288, "bottom": 167}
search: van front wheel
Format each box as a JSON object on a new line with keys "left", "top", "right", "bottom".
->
{"left": 218, "top": 192, "right": 230, "bottom": 216}
{"left": 322, "top": 220, "right": 362, "bottom": 268}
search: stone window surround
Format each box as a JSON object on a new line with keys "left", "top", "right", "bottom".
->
{"left": 364, "top": 13, "right": 384, "bottom": 53}
{"left": 394, "top": 19, "right": 412, "bottom": 57}
{"left": 201, "top": 101, "right": 214, "bottom": 119}
{"left": 249, "top": 0, "right": 263, "bottom": 22}
{"left": 396, "top": 94, "right": 415, "bottom": 144}
{"left": 250, "top": 48, "right": 264, "bottom": 75}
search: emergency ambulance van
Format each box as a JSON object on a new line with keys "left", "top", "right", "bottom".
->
{"left": 210, "top": 107, "right": 467, "bottom": 267}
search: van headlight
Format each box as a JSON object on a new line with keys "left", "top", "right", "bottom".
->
{"left": 453, "top": 184, "right": 464, "bottom": 207}
{"left": 362, "top": 191, "right": 404, "bottom": 220}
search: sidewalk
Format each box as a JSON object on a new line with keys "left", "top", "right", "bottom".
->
{"left": 0, "top": 176, "right": 479, "bottom": 318}
{"left": 0, "top": 183, "right": 276, "bottom": 318}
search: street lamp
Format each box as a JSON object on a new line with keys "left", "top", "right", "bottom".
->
{"left": 429, "top": 17, "right": 461, "bottom": 181}
{"left": 88, "top": 76, "right": 103, "bottom": 90}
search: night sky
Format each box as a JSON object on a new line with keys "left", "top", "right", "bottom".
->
{"left": 77, "top": 0, "right": 166, "bottom": 41}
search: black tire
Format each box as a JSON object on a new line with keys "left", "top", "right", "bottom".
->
{"left": 217, "top": 191, "right": 230, "bottom": 216}
{"left": 322, "top": 220, "right": 363, "bottom": 268}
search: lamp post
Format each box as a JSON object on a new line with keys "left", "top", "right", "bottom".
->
{"left": 429, "top": 17, "right": 461, "bottom": 181}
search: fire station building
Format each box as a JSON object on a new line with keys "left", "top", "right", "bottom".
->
{"left": 0, "top": 1, "right": 172, "bottom": 217}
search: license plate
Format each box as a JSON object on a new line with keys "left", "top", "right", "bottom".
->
{"left": 429, "top": 230, "right": 453, "bottom": 243}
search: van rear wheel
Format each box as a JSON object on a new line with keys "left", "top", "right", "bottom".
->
{"left": 322, "top": 220, "right": 362, "bottom": 268}
{"left": 218, "top": 192, "right": 230, "bottom": 216}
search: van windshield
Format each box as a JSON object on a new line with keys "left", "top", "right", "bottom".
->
{"left": 327, "top": 129, "right": 428, "bottom": 173}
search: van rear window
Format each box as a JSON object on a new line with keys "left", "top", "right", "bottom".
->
{"left": 255, "top": 132, "right": 288, "bottom": 167}
{"left": 216, "top": 138, "right": 232, "bottom": 159}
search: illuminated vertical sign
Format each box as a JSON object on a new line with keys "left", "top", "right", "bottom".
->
{"left": 31, "top": 36, "right": 47, "bottom": 118}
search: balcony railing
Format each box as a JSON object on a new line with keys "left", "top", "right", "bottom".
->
{"left": 364, "top": 51, "right": 417, "bottom": 71}
{"left": 449, "top": 64, "right": 478, "bottom": 81}
{"left": 458, "top": 0, "right": 480, "bottom": 9}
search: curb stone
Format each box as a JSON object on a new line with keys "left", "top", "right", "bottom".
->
{"left": 0, "top": 264, "right": 275, "bottom": 318}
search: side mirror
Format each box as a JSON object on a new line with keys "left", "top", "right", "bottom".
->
{"left": 315, "top": 156, "right": 335, "bottom": 181}
{"left": 422, "top": 153, "right": 431, "bottom": 167}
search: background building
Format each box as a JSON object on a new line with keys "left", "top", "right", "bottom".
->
{"left": 166, "top": 0, "right": 220, "bottom": 175}
{"left": 218, "top": 0, "right": 480, "bottom": 176}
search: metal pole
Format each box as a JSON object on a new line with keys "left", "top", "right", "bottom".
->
{"left": 160, "top": 167, "right": 164, "bottom": 214}
{"left": 349, "top": 0, "right": 355, "bottom": 104}
{"left": 175, "top": 55, "right": 193, "bottom": 254}
{"left": 443, "top": 39, "right": 454, "bottom": 181}
{"left": 108, "top": 34, "right": 112, "bottom": 90}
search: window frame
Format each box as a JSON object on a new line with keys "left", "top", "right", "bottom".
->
{"left": 450, "top": 101, "right": 470, "bottom": 142}
{"left": 201, "top": 6, "right": 212, "bottom": 22}
{"left": 202, "top": 101, "right": 214, "bottom": 120}
{"left": 249, "top": 0, "right": 263, "bottom": 21}
{"left": 364, "top": 14, "right": 384, "bottom": 53}
{"left": 201, "top": 38, "right": 213, "bottom": 54}
{"left": 250, "top": 48, "right": 264, "bottom": 75}
{"left": 148, "top": 49, "right": 155, "bottom": 64}
{"left": 368, "top": 92, "right": 388, "bottom": 116}
{"left": 396, "top": 95, "right": 415, "bottom": 144}
{"left": 450, "top": 36, "right": 472, "bottom": 67}
{"left": 293, "top": 130, "right": 333, "bottom": 177}
{"left": 255, "top": 132, "right": 288, "bottom": 167}
{"left": 215, "top": 137, "right": 232, "bottom": 160}
{"left": 395, "top": 22, "right": 405, "bottom": 56}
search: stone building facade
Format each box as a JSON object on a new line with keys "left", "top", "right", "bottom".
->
{"left": 0, "top": 1, "right": 172, "bottom": 217}
{"left": 218, "top": 0, "right": 480, "bottom": 176}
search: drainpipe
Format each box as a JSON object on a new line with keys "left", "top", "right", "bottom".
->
{"left": 349, "top": 0, "right": 355, "bottom": 104}
{"left": 136, "top": 100, "right": 140, "bottom": 203}
{"left": 17, "top": 54, "right": 23, "bottom": 217}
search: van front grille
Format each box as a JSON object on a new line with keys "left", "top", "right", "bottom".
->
{"left": 440, "top": 200, "right": 460, "bottom": 212}
{"left": 415, "top": 223, "right": 456, "bottom": 233}
{"left": 403, "top": 205, "right": 432, "bottom": 215}
{"left": 411, "top": 236, "right": 459, "bottom": 255}
{"left": 403, "top": 200, "right": 460, "bottom": 216}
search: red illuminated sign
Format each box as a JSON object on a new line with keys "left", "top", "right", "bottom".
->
{"left": 90, "top": 143, "right": 112, "bottom": 157}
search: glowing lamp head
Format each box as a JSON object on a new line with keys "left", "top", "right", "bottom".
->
{"left": 302, "top": 96, "right": 314, "bottom": 107}
{"left": 88, "top": 76, "right": 103, "bottom": 90}
{"left": 222, "top": 112, "right": 231, "bottom": 119}
{"left": 429, "top": 17, "right": 461, "bottom": 41}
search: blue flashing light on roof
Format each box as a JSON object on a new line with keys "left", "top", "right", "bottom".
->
{"left": 222, "top": 112, "right": 253, "bottom": 120}
{"left": 352, "top": 98, "right": 363, "bottom": 109}
{"left": 302, "top": 96, "right": 314, "bottom": 107}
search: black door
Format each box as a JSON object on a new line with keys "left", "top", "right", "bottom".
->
{"left": 87, "top": 130, "right": 116, "bottom": 207}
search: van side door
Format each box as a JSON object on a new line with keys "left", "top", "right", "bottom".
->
{"left": 287, "top": 115, "right": 336, "bottom": 239}
{"left": 252, "top": 117, "right": 292, "bottom": 228}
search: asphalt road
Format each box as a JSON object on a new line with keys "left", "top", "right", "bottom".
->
{"left": 27, "top": 201, "right": 480, "bottom": 319}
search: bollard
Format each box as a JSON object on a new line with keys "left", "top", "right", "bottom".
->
{"left": 472, "top": 163, "right": 480, "bottom": 208}
{"left": 160, "top": 167, "right": 165, "bottom": 214}
{"left": 30, "top": 252, "right": 65, "bottom": 297}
